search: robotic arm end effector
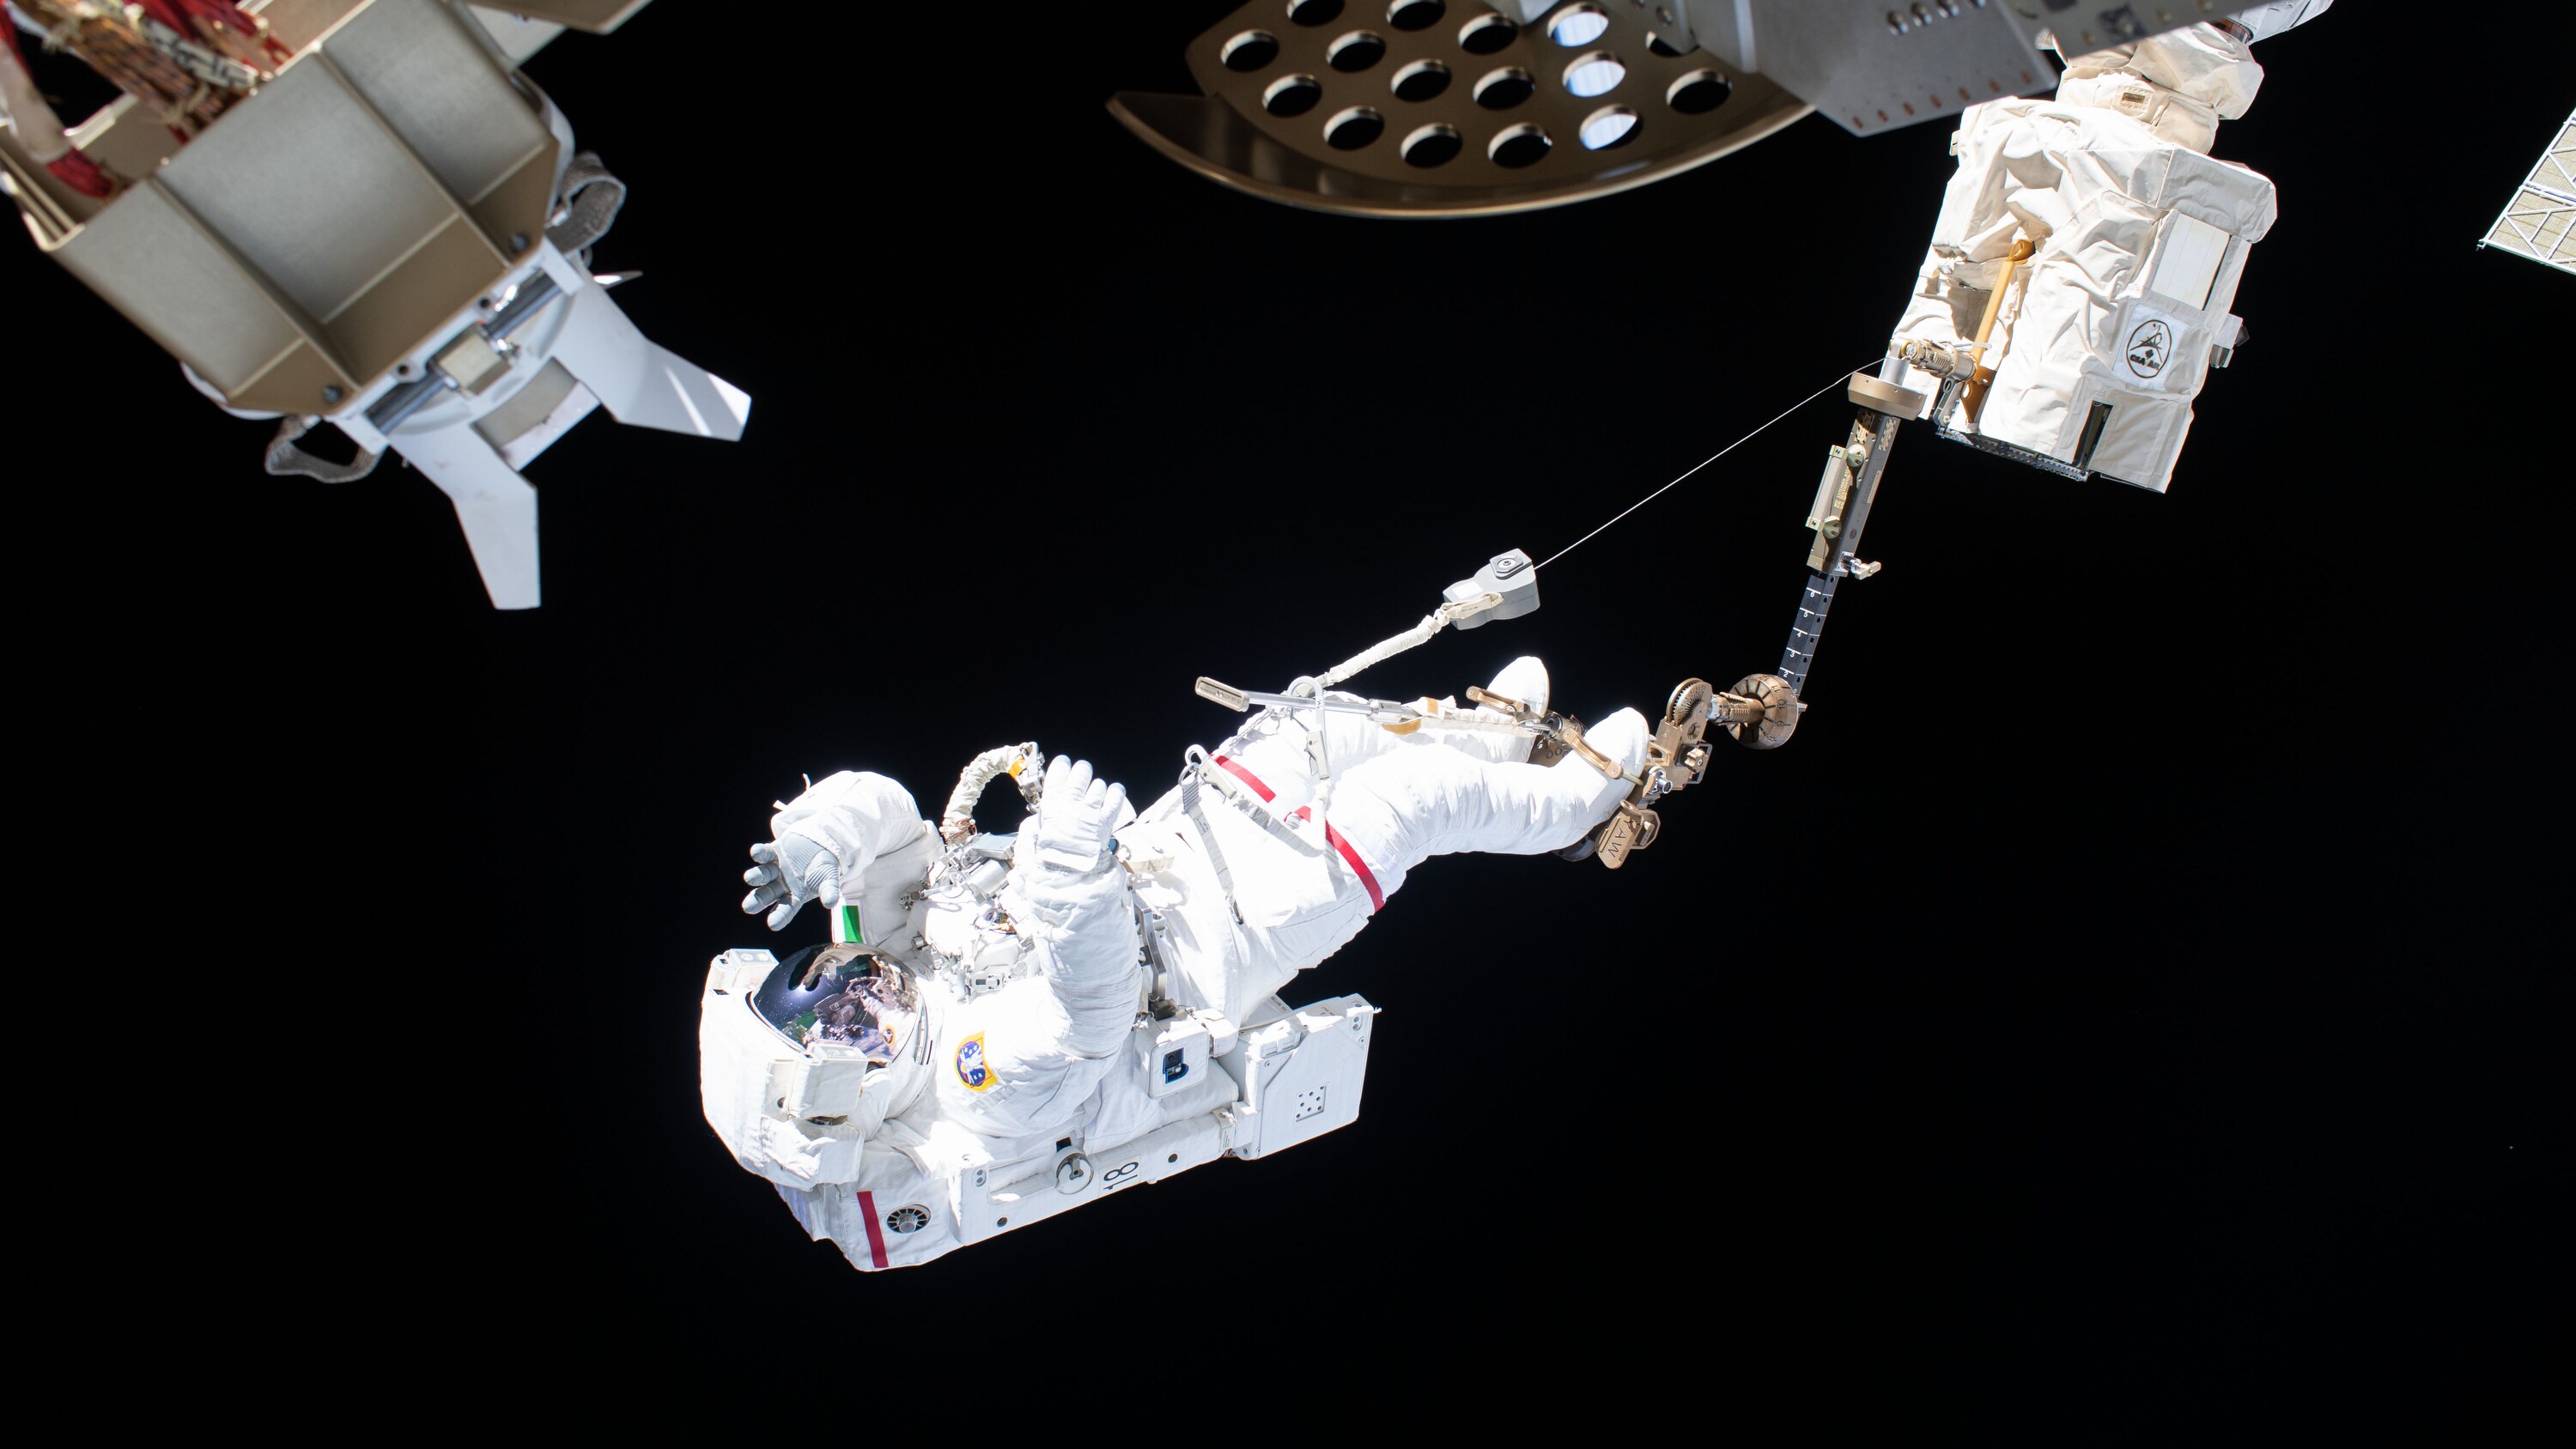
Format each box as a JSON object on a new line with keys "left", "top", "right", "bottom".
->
{"left": 1722, "top": 673, "right": 1801, "bottom": 752}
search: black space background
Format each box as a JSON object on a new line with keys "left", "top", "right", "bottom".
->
{"left": 9, "top": 3, "right": 2569, "bottom": 1432}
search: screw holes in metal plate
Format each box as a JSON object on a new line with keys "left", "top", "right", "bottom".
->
{"left": 1286, "top": 0, "right": 1342, "bottom": 26}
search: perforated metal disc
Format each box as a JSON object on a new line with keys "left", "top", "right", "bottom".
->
{"left": 1109, "top": 1, "right": 1811, "bottom": 218}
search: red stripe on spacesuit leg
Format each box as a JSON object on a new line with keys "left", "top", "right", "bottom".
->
{"left": 1322, "top": 823, "right": 1385, "bottom": 912}
{"left": 1211, "top": 755, "right": 1275, "bottom": 802}
{"left": 855, "top": 1190, "right": 890, "bottom": 1269}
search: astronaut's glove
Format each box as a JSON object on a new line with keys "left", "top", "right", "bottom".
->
{"left": 741, "top": 834, "right": 845, "bottom": 932}
{"left": 1027, "top": 755, "right": 1127, "bottom": 875}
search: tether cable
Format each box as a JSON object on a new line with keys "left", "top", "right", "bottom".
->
{"left": 1534, "top": 359, "right": 1880, "bottom": 572}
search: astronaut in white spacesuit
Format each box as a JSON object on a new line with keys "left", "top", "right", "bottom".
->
{"left": 1882, "top": 2, "right": 2330, "bottom": 491}
{"left": 699, "top": 658, "right": 1649, "bottom": 1270}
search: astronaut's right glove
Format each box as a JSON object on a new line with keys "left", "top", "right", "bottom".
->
{"left": 1026, "top": 755, "right": 1127, "bottom": 875}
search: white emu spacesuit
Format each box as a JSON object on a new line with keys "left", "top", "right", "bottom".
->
{"left": 1882, "top": 3, "right": 2330, "bottom": 490}
{"left": 699, "top": 658, "right": 1648, "bottom": 1270}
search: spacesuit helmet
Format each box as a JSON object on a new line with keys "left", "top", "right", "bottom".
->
{"left": 752, "top": 944, "right": 916, "bottom": 1064}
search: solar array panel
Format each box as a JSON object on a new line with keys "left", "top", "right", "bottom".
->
{"left": 2482, "top": 110, "right": 2576, "bottom": 278}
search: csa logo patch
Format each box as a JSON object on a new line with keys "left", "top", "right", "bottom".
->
{"left": 954, "top": 1032, "right": 996, "bottom": 1092}
{"left": 2124, "top": 317, "right": 2172, "bottom": 379}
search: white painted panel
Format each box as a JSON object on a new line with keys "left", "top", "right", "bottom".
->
{"left": 2148, "top": 211, "right": 2229, "bottom": 310}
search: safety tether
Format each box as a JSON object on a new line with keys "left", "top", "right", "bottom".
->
{"left": 1534, "top": 358, "right": 1881, "bottom": 572}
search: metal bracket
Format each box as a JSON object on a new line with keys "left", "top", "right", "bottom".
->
{"left": 1579, "top": 676, "right": 1788, "bottom": 868}
{"left": 1848, "top": 370, "right": 1931, "bottom": 420}
{"left": 1464, "top": 685, "right": 1622, "bottom": 779}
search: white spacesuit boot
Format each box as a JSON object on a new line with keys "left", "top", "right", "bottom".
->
{"left": 1883, "top": 17, "right": 2293, "bottom": 491}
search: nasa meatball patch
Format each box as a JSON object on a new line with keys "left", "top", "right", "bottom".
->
{"left": 954, "top": 1032, "right": 996, "bottom": 1092}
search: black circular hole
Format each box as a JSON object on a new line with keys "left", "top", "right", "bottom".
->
{"left": 1459, "top": 13, "right": 1517, "bottom": 53}
{"left": 1167, "top": 1153, "right": 1179, "bottom": 1163}
{"left": 1222, "top": 30, "right": 1281, "bottom": 71}
{"left": 1473, "top": 66, "right": 1534, "bottom": 109}
{"left": 1488, "top": 124, "right": 1552, "bottom": 167}
{"left": 1325, "top": 106, "right": 1385, "bottom": 149}
{"left": 1667, "top": 69, "right": 1731, "bottom": 114}
{"left": 1387, "top": 0, "right": 1445, "bottom": 31}
{"left": 1286, "top": 0, "right": 1343, "bottom": 26}
{"left": 1391, "top": 58, "right": 1450, "bottom": 101}
{"left": 1263, "top": 74, "right": 1324, "bottom": 117}
{"left": 1400, "top": 123, "right": 1461, "bottom": 167}
{"left": 1646, "top": 34, "right": 1686, "bottom": 58}
{"left": 1327, "top": 31, "right": 1387, "bottom": 71}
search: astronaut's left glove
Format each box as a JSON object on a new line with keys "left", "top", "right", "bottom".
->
{"left": 741, "top": 834, "right": 842, "bottom": 931}
{"left": 741, "top": 770, "right": 927, "bottom": 931}
{"left": 1027, "top": 755, "right": 1127, "bottom": 875}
